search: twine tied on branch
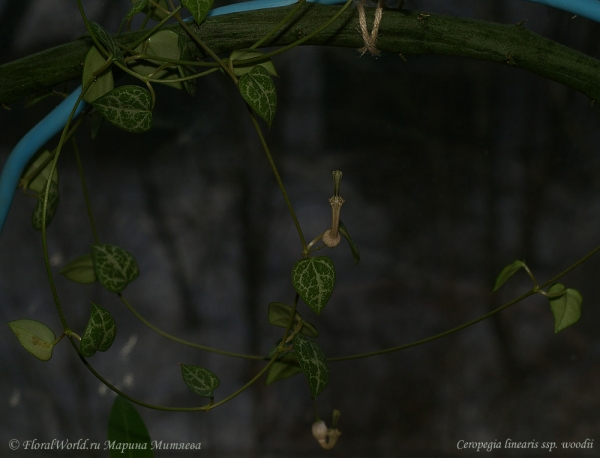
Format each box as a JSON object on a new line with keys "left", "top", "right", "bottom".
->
{"left": 356, "top": 0, "right": 384, "bottom": 56}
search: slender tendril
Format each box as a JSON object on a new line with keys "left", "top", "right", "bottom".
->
{"left": 250, "top": 0, "right": 307, "bottom": 49}
{"left": 40, "top": 87, "right": 90, "bottom": 331}
{"left": 329, "top": 242, "right": 600, "bottom": 362}
{"left": 174, "top": 11, "right": 238, "bottom": 83}
{"left": 328, "top": 291, "right": 532, "bottom": 361}
{"left": 72, "top": 138, "right": 100, "bottom": 245}
{"left": 118, "top": 293, "right": 265, "bottom": 360}
{"left": 248, "top": 111, "right": 307, "bottom": 250}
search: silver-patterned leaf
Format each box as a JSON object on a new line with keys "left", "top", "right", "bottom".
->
{"left": 294, "top": 334, "right": 329, "bottom": 398}
{"left": 180, "top": 364, "right": 220, "bottom": 398}
{"left": 92, "top": 86, "right": 153, "bottom": 133}
{"left": 238, "top": 65, "right": 277, "bottom": 128}
{"left": 92, "top": 244, "right": 140, "bottom": 293}
{"left": 292, "top": 256, "right": 335, "bottom": 315}
{"left": 80, "top": 303, "right": 117, "bottom": 357}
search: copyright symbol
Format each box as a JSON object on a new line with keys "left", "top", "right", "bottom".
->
{"left": 9, "top": 439, "right": 19, "bottom": 450}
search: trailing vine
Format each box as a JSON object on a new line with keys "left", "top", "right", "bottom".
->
{"left": 1, "top": 0, "right": 600, "bottom": 452}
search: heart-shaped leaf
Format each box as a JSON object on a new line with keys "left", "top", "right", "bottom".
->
{"left": 8, "top": 319, "right": 56, "bottom": 361}
{"left": 80, "top": 303, "right": 117, "bottom": 357}
{"left": 238, "top": 65, "right": 277, "bottom": 128}
{"left": 180, "top": 364, "right": 220, "bottom": 398}
{"left": 92, "top": 244, "right": 140, "bottom": 293}
{"left": 60, "top": 253, "right": 97, "bottom": 284}
{"left": 292, "top": 257, "right": 335, "bottom": 315}
{"left": 93, "top": 86, "right": 153, "bottom": 133}
{"left": 492, "top": 260, "right": 525, "bottom": 293}
{"left": 108, "top": 396, "right": 153, "bottom": 458}
{"left": 131, "top": 30, "right": 186, "bottom": 91}
{"left": 339, "top": 220, "right": 360, "bottom": 264}
{"left": 548, "top": 283, "right": 582, "bottom": 333}
{"left": 82, "top": 46, "right": 114, "bottom": 103}
{"left": 230, "top": 49, "right": 278, "bottom": 77}
{"left": 294, "top": 334, "right": 329, "bottom": 398}
{"left": 181, "top": 0, "right": 214, "bottom": 24}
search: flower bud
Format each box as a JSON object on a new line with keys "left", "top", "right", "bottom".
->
{"left": 312, "top": 420, "right": 328, "bottom": 442}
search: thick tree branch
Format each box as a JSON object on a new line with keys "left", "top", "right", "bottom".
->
{"left": 1, "top": 5, "right": 599, "bottom": 104}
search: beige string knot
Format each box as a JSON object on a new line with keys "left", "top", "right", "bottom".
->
{"left": 356, "top": 0, "right": 384, "bottom": 56}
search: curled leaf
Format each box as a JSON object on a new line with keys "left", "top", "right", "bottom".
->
{"left": 548, "top": 283, "right": 582, "bottom": 333}
{"left": 339, "top": 220, "right": 360, "bottom": 264}
{"left": 60, "top": 253, "right": 97, "bottom": 284}
{"left": 492, "top": 260, "right": 525, "bottom": 293}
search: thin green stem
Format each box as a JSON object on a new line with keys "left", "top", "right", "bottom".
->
{"left": 540, "top": 243, "right": 600, "bottom": 288}
{"left": 250, "top": 0, "right": 306, "bottom": 49}
{"left": 242, "top": 0, "right": 354, "bottom": 66}
{"left": 68, "top": 336, "right": 212, "bottom": 411}
{"left": 40, "top": 86, "right": 90, "bottom": 331}
{"left": 72, "top": 138, "right": 100, "bottom": 245}
{"left": 206, "top": 356, "right": 278, "bottom": 410}
{"left": 127, "top": 5, "right": 183, "bottom": 50}
{"left": 329, "top": 241, "right": 600, "bottom": 362}
{"left": 145, "top": 67, "right": 219, "bottom": 84}
{"left": 20, "top": 115, "right": 85, "bottom": 188}
{"left": 75, "top": 0, "right": 106, "bottom": 57}
{"left": 523, "top": 262, "right": 539, "bottom": 289}
{"left": 328, "top": 289, "right": 535, "bottom": 362}
{"left": 248, "top": 112, "right": 307, "bottom": 251}
{"left": 118, "top": 293, "right": 265, "bottom": 360}
{"left": 69, "top": 332, "right": 280, "bottom": 411}
{"left": 122, "top": 51, "right": 218, "bottom": 67}
{"left": 174, "top": 11, "right": 238, "bottom": 83}
{"left": 306, "top": 231, "right": 326, "bottom": 251}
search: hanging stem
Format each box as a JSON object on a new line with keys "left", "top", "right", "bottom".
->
{"left": 247, "top": 111, "right": 307, "bottom": 251}
{"left": 119, "top": 293, "right": 265, "bottom": 360}
{"left": 72, "top": 138, "right": 100, "bottom": 245}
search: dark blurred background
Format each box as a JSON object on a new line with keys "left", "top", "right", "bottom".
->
{"left": 1, "top": 0, "right": 600, "bottom": 456}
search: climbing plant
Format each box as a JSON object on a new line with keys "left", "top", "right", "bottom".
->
{"left": 1, "top": 0, "right": 600, "bottom": 453}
